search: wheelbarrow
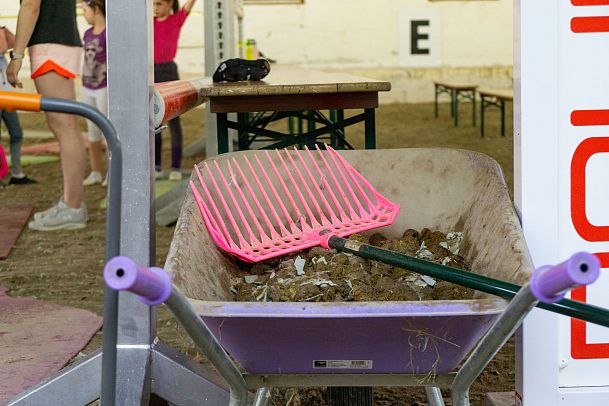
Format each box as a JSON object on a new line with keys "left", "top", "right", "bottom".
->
{"left": 105, "top": 148, "right": 606, "bottom": 405}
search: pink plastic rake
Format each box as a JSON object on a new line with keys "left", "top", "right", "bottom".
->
{"left": 189, "top": 146, "right": 400, "bottom": 262}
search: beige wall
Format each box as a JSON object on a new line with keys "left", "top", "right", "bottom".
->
{"left": 241, "top": 0, "right": 513, "bottom": 68}
{"left": 1, "top": 0, "right": 513, "bottom": 103}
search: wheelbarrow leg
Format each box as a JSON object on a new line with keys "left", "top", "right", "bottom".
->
{"left": 253, "top": 388, "right": 271, "bottom": 406}
{"left": 451, "top": 285, "right": 538, "bottom": 406}
{"left": 425, "top": 387, "right": 445, "bottom": 406}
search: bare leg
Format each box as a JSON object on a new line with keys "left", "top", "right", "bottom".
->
{"left": 34, "top": 72, "right": 85, "bottom": 209}
{"left": 88, "top": 140, "right": 103, "bottom": 173}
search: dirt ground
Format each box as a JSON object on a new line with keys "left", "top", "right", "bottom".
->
{"left": 0, "top": 100, "right": 514, "bottom": 405}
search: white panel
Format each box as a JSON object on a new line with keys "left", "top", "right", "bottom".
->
{"left": 554, "top": 0, "right": 609, "bottom": 392}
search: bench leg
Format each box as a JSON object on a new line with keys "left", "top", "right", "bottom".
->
{"left": 472, "top": 91, "right": 476, "bottom": 127}
{"left": 364, "top": 108, "right": 376, "bottom": 149}
{"left": 453, "top": 89, "right": 459, "bottom": 127}
{"left": 329, "top": 110, "right": 337, "bottom": 147}
{"left": 480, "top": 96, "right": 485, "bottom": 137}
{"left": 501, "top": 100, "right": 506, "bottom": 137}
{"left": 434, "top": 85, "right": 439, "bottom": 118}
{"left": 337, "top": 109, "right": 345, "bottom": 148}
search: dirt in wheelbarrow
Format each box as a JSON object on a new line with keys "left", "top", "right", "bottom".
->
{"left": 231, "top": 229, "right": 474, "bottom": 303}
{"left": 0, "top": 101, "right": 515, "bottom": 405}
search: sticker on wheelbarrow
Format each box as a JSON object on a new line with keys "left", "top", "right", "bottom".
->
{"left": 313, "top": 360, "right": 373, "bottom": 369}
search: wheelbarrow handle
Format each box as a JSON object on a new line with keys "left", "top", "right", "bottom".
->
{"left": 531, "top": 252, "right": 600, "bottom": 303}
{"left": 328, "top": 236, "right": 608, "bottom": 326}
{"left": 0, "top": 90, "right": 42, "bottom": 112}
{"left": 104, "top": 256, "right": 172, "bottom": 305}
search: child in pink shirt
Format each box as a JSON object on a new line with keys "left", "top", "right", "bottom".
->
{"left": 153, "top": 0, "right": 197, "bottom": 181}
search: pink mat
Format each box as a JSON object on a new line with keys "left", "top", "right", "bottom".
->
{"left": 0, "top": 286, "right": 102, "bottom": 403}
{"left": 20, "top": 141, "right": 60, "bottom": 156}
{"left": 20, "top": 135, "right": 106, "bottom": 156}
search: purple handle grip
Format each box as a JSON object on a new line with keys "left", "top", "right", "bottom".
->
{"left": 104, "top": 256, "right": 172, "bottom": 305}
{"left": 531, "top": 252, "right": 600, "bottom": 304}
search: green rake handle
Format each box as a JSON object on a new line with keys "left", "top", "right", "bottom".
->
{"left": 329, "top": 236, "right": 609, "bottom": 328}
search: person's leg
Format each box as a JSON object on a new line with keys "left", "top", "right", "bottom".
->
{"left": 1, "top": 110, "right": 23, "bottom": 174}
{"left": 88, "top": 88, "right": 104, "bottom": 174}
{"left": 154, "top": 63, "right": 164, "bottom": 173}
{"left": 155, "top": 130, "right": 163, "bottom": 171}
{"left": 81, "top": 87, "right": 103, "bottom": 185}
{"left": 167, "top": 62, "right": 183, "bottom": 177}
{"left": 34, "top": 72, "right": 85, "bottom": 209}
{"left": 89, "top": 142, "right": 103, "bottom": 172}
{"left": 169, "top": 116, "right": 183, "bottom": 170}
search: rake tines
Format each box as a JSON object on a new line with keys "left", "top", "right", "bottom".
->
{"left": 190, "top": 146, "right": 400, "bottom": 262}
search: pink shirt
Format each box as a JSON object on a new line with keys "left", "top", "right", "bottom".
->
{"left": 154, "top": 8, "right": 188, "bottom": 64}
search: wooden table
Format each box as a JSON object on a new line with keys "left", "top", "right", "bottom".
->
{"left": 433, "top": 81, "right": 478, "bottom": 127}
{"left": 478, "top": 88, "right": 513, "bottom": 137}
{"left": 204, "top": 66, "right": 391, "bottom": 153}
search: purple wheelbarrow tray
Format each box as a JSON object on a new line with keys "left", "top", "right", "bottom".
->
{"left": 166, "top": 148, "right": 534, "bottom": 376}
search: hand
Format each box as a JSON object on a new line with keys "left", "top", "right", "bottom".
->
{"left": 7, "top": 59, "right": 23, "bottom": 88}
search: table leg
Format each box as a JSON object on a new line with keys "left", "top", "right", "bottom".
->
{"left": 217, "top": 112, "right": 229, "bottom": 154}
{"left": 237, "top": 112, "right": 248, "bottom": 150}
{"left": 472, "top": 91, "right": 476, "bottom": 127}
{"left": 337, "top": 109, "right": 345, "bottom": 148}
{"left": 298, "top": 114, "right": 303, "bottom": 136}
{"left": 364, "top": 108, "right": 376, "bottom": 149}
{"left": 306, "top": 110, "right": 315, "bottom": 147}
{"left": 307, "top": 110, "right": 316, "bottom": 132}
{"left": 450, "top": 88, "right": 455, "bottom": 118}
{"left": 501, "top": 100, "right": 506, "bottom": 137}
{"left": 454, "top": 89, "right": 459, "bottom": 127}
{"left": 480, "top": 96, "right": 485, "bottom": 137}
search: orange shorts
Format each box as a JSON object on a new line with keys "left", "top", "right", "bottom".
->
{"left": 28, "top": 44, "right": 82, "bottom": 79}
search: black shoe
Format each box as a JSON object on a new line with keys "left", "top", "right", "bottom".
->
{"left": 9, "top": 175, "right": 37, "bottom": 185}
{"left": 213, "top": 58, "right": 271, "bottom": 82}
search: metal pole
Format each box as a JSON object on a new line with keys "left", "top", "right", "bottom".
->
{"left": 252, "top": 388, "right": 271, "bottom": 406}
{"left": 451, "top": 285, "right": 537, "bottom": 406}
{"left": 425, "top": 387, "right": 445, "bottom": 406}
{"left": 106, "top": 0, "right": 156, "bottom": 403}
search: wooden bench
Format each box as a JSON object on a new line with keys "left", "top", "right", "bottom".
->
{"left": 478, "top": 88, "right": 513, "bottom": 137}
{"left": 433, "top": 81, "right": 478, "bottom": 127}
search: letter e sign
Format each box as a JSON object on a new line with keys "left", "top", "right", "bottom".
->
{"left": 400, "top": 9, "right": 441, "bottom": 67}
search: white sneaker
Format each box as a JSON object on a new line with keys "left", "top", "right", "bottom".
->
{"left": 168, "top": 170, "right": 182, "bottom": 181}
{"left": 101, "top": 173, "right": 108, "bottom": 187}
{"left": 155, "top": 170, "right": 164, "bottom": 180}
{"left": 83, "top": 171, "right": 103, "bottom": 186}
{"left": 29, "top": 200, "right": 87, "bottom": 231}
{"left": 33, "top": 198, "right": 62, "bottom": 221}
